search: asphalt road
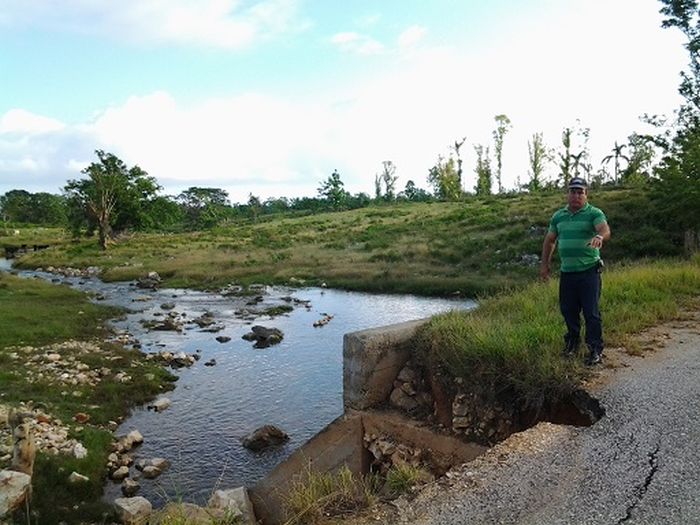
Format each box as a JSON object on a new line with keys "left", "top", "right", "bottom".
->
{"left": 388, "top": 315, "right": 700, "bottom": 525}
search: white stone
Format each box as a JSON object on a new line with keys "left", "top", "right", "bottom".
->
{"left": 126, "top": 430, "right": 144, "bottom": 446}
{"left": 112, "top": 466, "right": 130, "bottom": 481}
{"left": 208, "top": 487, "right": 256, "bottom": 524}
{"left": 114, "top": 496, "right": 152, "bottom": 525}
{"left": 149, "top": 398, "right": 171, "bottom": 412}
{"left": 73, "top": 443, "right": 88, "bottom": 459}
{"left": 150, "top": 458, "right": 170, "bottom": 471}
{"left": 0, "top": 470, "right": 31, "bottom": 517}
{"left": 68, "top": 471, "right": 89, "bottom": 483}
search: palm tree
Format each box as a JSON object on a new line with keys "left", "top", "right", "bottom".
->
{"left": 602, "top": 142, "right": 630, "bottom": 185}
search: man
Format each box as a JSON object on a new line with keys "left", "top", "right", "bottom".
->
{"left": 540, "top": 177, "right": 611, "bottom": 366}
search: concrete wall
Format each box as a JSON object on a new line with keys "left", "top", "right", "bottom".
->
{"left": 249, "top": 412, "right": 366, "bottom": 525}
{"left": 343, "top": 318, "right": 429, "bottom": 411}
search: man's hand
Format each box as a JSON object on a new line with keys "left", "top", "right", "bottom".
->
{"left": 589, "top": 234, "right": 604, "bottom": 249}
{"left": 540, "top": 264, "right": 551, "bottom": 282}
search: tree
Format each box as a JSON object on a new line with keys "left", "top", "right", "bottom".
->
{"left": 0, "top": 190, "right": 66, "bottom": 224}
{"left": 621, "top": 133, "right": 656, "bottom": 184}
{"left": 247, "top": 194, "right": 262, "bottom": 223}
{"left": 452, "top": 137, "right": 466, "bottom": 190}
{"left": 527, "top": 132, "right": 551, "bottom": 191}
{"left": 399, "top": 180, "right": 432, "bottom": 202}
{"left": 380, "top": 161, "right": 398, "bottom": 201}
{"left": 601, "top": 142, "right": 630, "bottom": 184}
{"left": 473, "top": 144, "right": 493, "bottom": 195}
{"left": 427, "top": 156, "right": 462, "bottom": 201}
{"left": 653, "top": 0, "right": 700, "bottom": 252}
{"left": 317, "top": 170, "right": 348, "bottom": 210}
{"left": 64, "top": 150, "right": 158, "bottom": 250}
{"left": 558, "top": 127, "right": 574, "bottom": 186}
{"left": 492, "top": 114, "right": 511, "bottom": 193}
{"left": 177, "top": 187, "right": 231, "bottom": 229}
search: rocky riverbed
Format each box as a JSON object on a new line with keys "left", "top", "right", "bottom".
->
{"left": 1, "top": 261, "right": 473, "bottom": 510}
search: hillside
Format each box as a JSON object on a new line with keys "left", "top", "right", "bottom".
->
{"left": 9, "top": 186, "right": 679, "bottom": 296}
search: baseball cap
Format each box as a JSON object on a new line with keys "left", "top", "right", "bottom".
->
{"left": 568, "top": 177, "right": 588, "bottom": 189}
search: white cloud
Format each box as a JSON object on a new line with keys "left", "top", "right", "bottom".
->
{"left": 0, "top": 0, "right": 307, "bottom": 49}
{"left": 397, "top": 25, "right": 426, "bottom": 49}
{"left": 330, "top": 32, "right": 385, "bottom": 55}
{"left": 0, "top": 109, "right": 65, "bottom": 134}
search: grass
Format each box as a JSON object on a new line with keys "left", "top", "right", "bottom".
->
{"left": 283, "top": 465, "right": 380, "bottom": 524}
{"left": 417, "top": 256, "right": 700, "bottom": 409}
{"left": 13, "top": 186, "right": 681, "bottom": 296}
{"left": 0, "top": 273, "right": 176, "bottom": 524}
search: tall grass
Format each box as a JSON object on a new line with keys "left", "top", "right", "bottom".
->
{"left": 418, "top": 258, "right": 700, "bottom": 407}
{"left": 283, "top": 465, "right": 380, "bottom": 524}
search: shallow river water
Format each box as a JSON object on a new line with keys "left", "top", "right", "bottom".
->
{"left": 0, "top": 259, "right": 474, "bottom": 506}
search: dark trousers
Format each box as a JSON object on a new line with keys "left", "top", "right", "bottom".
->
{"left": 559, "top": 265, "right": 603, "bottom": 353}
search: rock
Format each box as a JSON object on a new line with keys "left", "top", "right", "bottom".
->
{"left": 192, "top": 313, "right": 216, "bottom": 328}
{"left": 121, "top": 478, "right": 140, "bottom": 497}
{"left": 112, "top": 466, "right": 130, "bottom": 481}
{"left": 452, "top": 416, "right": 471, "bottom": 429}
{"left": 127, "top": 430, "right": 144, "bottom": 446}
{"left": 215, "top": 336, "right": 231, "bottom": 343}
{"left": 241, "top": 425, "right": 289, "bottom": 452}
{"left": 160, "top": 303, "right": 175, "bottom": 310}
{"left": 114, "top": 496, "right": 152, "bottom": 525}
{"left": 68, "top": 471, "right": 89, "bottom": 483}
{"left": 142, "top": 466, "right": 161, "bottom": 479}
{"left": 150, "top": 458, "right": 170, "bottom": 471}
{"left": 73, "top": 443, "right": 88, "bottom": 459}
{"left": 397, "top": 365, "right": 419, "bottom": 383}
{"left": 390, "top": 387, "right": 419, "bottom": 411}
{"left": 148, "top": 398, "right": 171, "bottom": 412}
{"left": 241, "top": 326, "right": 284, "bottom": 348}
{"left": 209, "top": 487, "right": 257, "bottom": 524}
{"left": 204, "top": 359, "right": 217, "bottom": 367}
{"left": 0, "top": 470, "right": 31, "bottom": 517}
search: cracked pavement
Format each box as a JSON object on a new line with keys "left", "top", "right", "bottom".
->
{"left": 370, "top": 314, "right": 700, "bottom": 525}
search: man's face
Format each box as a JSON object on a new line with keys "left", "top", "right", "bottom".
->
{"left": 567, "top": 187, "right": 587, "bottom": 211}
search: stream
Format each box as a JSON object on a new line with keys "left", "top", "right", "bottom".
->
{"left": 0, "top": 258, "right": 474, "bottom": 506}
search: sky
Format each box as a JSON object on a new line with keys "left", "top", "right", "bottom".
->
{"left": 0, "top": 0, "right": 690, "bottom": 204}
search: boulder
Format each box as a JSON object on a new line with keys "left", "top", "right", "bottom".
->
{"left": 241, "top": 425, "right": 289, "bottom": 452}
{"left": 114, "top": 496, "right": 152, "bottom": 525}
{"left": 142, "top": 466, "right": 161, "bottom": 479}
{"left": 241, "top": 326, "right": 284, "bottom": 348}
{"left": 121, "top": 478, "right": 140, "bottom": 497}
{"left": 111, "top": 466, "right": 130, "bottom": 481}
{"left": 389, "top": 387, "right": 419, "bottom": 411}
{"left": 148, "top": 398, "right": 171, "bottom": 412}
{"left": 209, "top": 487, "right": 257, "bottom": 524}
{"left": 0, "top": 470, "right": 31, "bottom": 518}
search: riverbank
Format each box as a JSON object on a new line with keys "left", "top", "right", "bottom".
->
{"left": 0, "top": 272, "right": 176, "bottom": 524}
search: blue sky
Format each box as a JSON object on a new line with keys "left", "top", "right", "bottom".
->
{"left": 0, "top": 0, "right": 689, "bottom": 203}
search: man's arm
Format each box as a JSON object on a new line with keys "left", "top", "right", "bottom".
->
{"left": 589, "top": 221, "right": 611, "bottom": 249}
{"left": 540, "top": 231, "right": 557, "bottom": 281}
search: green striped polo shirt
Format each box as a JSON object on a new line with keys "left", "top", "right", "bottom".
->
{"left": 548, "top": 202, "right": 607, "bottom": 273}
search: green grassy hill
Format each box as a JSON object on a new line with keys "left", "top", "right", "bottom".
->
{"left": 9, "top": 186, "right": 679, "bottom": 296}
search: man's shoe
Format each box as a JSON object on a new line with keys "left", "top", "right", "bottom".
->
{"left": 585, "top": 350, "right": 603, "bottom": 366}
